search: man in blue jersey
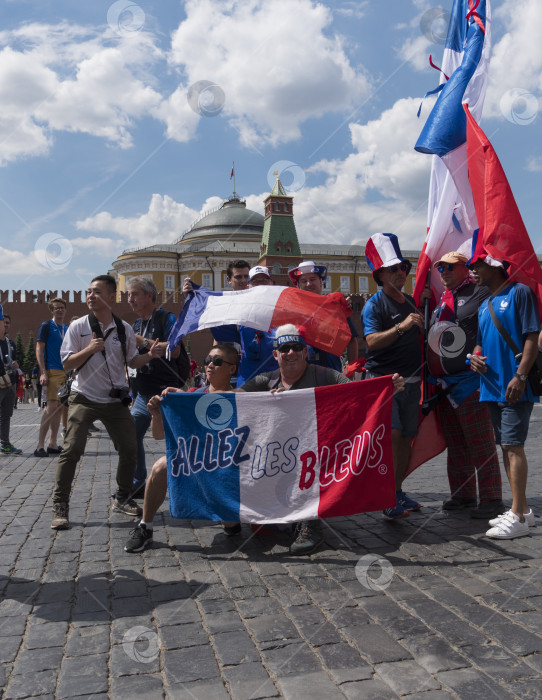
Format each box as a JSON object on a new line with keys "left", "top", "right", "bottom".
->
{"left": 363, "top": 233, "right": 422, "bottom": 520}
{"left": 469, "top": 253, "right": 539, "bottom": 539}
{"left": 288, "top": 261, "right": 358, "bottom": 370}
{"left": 35, "top": 298, "right": 69, "bottom": 457}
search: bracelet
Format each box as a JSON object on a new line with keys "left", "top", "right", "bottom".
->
{"left": 395, "top": 324, "right": 404, "bottom": 336}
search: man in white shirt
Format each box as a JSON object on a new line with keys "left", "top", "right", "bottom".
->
{"left": 51, "top": 275, "right": 160, "bottom": 530}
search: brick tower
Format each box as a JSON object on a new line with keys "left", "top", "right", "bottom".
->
{"left": 258, "top": 174, "right": 302, "bottom": 286}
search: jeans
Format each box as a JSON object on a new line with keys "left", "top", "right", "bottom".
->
{"left": 131, "top": 392, "right": 153, "bottom": 487}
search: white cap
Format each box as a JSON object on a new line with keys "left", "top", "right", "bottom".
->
{"left": 249, "top": 265, "right": 271, "bottom": 281}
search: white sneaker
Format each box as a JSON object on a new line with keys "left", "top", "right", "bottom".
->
{"left": 486, "top": 512, "right": 530, "bottom": 539}
{"left": 488, "top": 508, "right": 536, "bottom": 528}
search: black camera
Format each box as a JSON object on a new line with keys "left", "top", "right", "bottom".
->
{"left": 109, "top": 386, "right": 131, "bottom": 406}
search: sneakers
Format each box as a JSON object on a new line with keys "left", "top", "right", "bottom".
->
{"left": 112, "top": 495, "right": 142, "bottom": 517}
{"left": 396, "top": 490, "right": 421, "bottom": 511}
{"left": 1, "top": 443, "right": 22, "bottom": 455}
{"left": 34, "top": 448, "right": 48, "bottom": 458}
{"left": 489, "top": 508, "right": 536, "bottom": 528}
{"left": 290, "top": 521, "right": 324, "bottom": 555}
{"left": 486, "top": 511, "right": 530, "bottom": 539}
{"left": 124, "top": 524, "right": 153, "bottom": 552}
{"left": 470, "top": 500, "right": 506, "bottom": 519}
{"left": 51, "top": 502, "right": 70, "bottom": 530}
{"left": 443, "top": 497, "right": 476, "bottom": 511}
{"left": 382, "top": 504, "right": 410, "bottom": 520}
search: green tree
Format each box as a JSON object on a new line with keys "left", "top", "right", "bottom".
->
{"left": 24, "top": 332, "right": 37, "bottom": 375}
{"left": 14, "top": 332, "right": 25, "bottom": 370}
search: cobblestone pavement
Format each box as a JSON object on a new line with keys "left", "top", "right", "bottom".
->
{"left": 1, "top": 403, "right": 542, "bottom": 700}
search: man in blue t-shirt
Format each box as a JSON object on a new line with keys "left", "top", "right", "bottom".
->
{"left": 128, "top": 277, "right": 187, "bottom": 493}
{"left": 363, "top": 233, "right": 423, "bottom": 520}
{"left": 35, "top": 298, "right": 68, "bottom": 457}
{"left": 469, "top": 254, "right": 540, "bottom": 540}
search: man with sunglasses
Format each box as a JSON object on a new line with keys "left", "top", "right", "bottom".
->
{"left": 426, "top": 252, "right": 503, "bottom": 519}
{"left": 363, "top": 232, "right": 422, "bottom": 520}
{"left": 124, "top": 343, "right": 240, "bottom": 552}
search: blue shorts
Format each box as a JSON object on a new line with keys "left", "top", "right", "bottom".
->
{"left": 366, "top": 373, "right": 420, "bottom": 436}
{"left": 486, "top": 401, "right": 533, "bottom": 447}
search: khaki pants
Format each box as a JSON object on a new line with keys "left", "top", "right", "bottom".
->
{"left": 53, "top": 392, "right": 137, "bottom": 504}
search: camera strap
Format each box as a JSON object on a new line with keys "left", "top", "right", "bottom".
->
{"left": 88, "top": 312, "right": 129, "bottom": 389}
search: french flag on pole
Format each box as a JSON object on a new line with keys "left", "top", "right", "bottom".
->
{"left": 413, "top": 0, "right": 492, "bottom": 304}
{"left": 169, "top": 286, "right": 353, "bottom": 357}
{"left": 160, "top": 378, "right": 395, "bottom": 523}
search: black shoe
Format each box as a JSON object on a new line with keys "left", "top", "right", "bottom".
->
{"left": 470, "top": 500, "right": 507, "bottom": 519}
{"left": 290, "top": 521, "right": 324, "bottom": 555}
{"left": 47, "top": 446, "right": 63, "bottom": 454}
{"left": 223, "top": 523, "right": 241, "bottom": 537}
{"left": 443, "top": 497, "right": 476, "bottom": 511}
{"left": 124, "top": 524, "right": 153, "bottom": 552}
{"left": 34, "top": 448, "right": 48, "bottom": 458}
{"left": 112, "top": 496, "right": 143, "bottom": 517}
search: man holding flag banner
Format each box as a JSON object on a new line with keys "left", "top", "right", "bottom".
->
{"left": 153, "top": 324, "right": 403, "bottom": 556}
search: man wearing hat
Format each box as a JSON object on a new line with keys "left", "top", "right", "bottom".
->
{"left": 426, "top": 251, "right": 504, "bottom": 519}
{"left": 363, "top": 233, "right": 423, "bottom": 520}
{"left": 288, "top": 261, "right": 358, "bottom": 371}
{"left": 469, "top": 252, "right": 539, "bottom": 539}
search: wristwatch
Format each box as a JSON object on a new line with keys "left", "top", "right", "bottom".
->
{"left": 142, "top": 338, "right": 149, "bottom": 349}
{"left": 515, "top": 372, "right": 528, "bottom": 382}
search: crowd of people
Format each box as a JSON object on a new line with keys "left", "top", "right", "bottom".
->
{"left": 0, "top": 235, "right": 539, "bottom": 550}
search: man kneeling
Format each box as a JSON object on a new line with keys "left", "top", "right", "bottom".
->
{"left": 124, "top": 343, "right": 239, "bottom": 552}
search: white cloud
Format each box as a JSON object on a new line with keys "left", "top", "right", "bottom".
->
{"left": 76, "top": 98, "right": 431, "bottom": 252}
{"left": 76, "top": 194, "right": 224, "bottom": 248}
{"left": 168, "top": 0, "right": 371, "bottom": 147}
{"left": 0, "top": 247, "right": 45, "bottom": 276}
{"left": 0, "top": 22, "right": 164, "bottom": 163}
{"left": 485, "top": 0, "right": 542, "bottom": 119}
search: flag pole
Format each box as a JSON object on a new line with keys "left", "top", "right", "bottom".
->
{"left": 421, "top": 268, "right": 432, "bottom": 414}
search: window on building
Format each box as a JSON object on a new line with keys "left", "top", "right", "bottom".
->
{"left": 358, "top": 276, "right": 369, "bottom": 293}
{"left": 164, "top": 275, "right": 174, "bottom": 290}
{"left": 274, "top": 203, "right": 280, "bottom": 212}
{"left": 202, "top": 273, "right": 212, "bottom": 289}
{"left": 284, "top": 203, "right": 289, "bottom": 212}
{"left": 223, "top": 274, "right": 230, "bottom": 289}
{"left": 272, "top": 263, "right": 281, "bottom": 275}
{"left": 275, "top": 242, "right": 283, "bottom": 252}
{"left": 322, "top": 277, "right": 332, "bottom": 292}
{"left": 340, "top": 276, "right": 350, "bottom": 293}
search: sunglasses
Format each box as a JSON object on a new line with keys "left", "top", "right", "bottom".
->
{"left": 386, "top": 263, "right": 410, "bottom": 274}
{"left": 437, "top": 263, "right": 460, "bottom": 273}
{"left": 277, "top": 343, "right": 305, "bottom": 353}
{"left": 204, "top": 355, "right": 234, "bottom": 367}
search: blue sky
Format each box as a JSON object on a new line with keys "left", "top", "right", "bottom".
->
{"left": 0, "top": 0, "right": 540, "bottom": 292}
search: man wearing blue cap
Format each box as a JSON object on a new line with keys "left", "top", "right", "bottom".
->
{"left": 363, "top": 233, "right": 423, "bottom": 520}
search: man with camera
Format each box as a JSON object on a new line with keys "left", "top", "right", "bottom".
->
{"left": 51, "top": 275, "right": 161, "bottom": 530}
{"left": 127, "top": 276, "right": 187, "bottom": 494}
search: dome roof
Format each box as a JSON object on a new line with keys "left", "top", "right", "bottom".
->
{"left": 178, "top": 197, "right": 264, "bottom": 243}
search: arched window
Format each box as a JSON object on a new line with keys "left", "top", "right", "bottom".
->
{"left": 273, "top": 263, "right": 281, "bottom": 275}
{"left": 275, "top": 242, "right": 283, "bottom": 252}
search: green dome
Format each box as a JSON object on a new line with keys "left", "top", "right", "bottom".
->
{"left": 178, "top": 197, "right": 264, "bottom": 243}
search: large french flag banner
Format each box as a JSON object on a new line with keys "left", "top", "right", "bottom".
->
{"left": 168, "top": 285, "right": 352, "bottom": 357}
{"left": 413, "top": 0, "right": 492, "bottom": 304}
{"left": 160, "top": 378, "right": 396, "bottom": 523}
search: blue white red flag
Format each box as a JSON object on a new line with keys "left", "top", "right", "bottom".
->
{"left": 160, "top": 378, "right": 396, "bottom": 523}
{"left": 169, "top": 285, "right": 352, "bottom": 357}
{"left": 413, "top": 0, "right": 492, "bottom": 304}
